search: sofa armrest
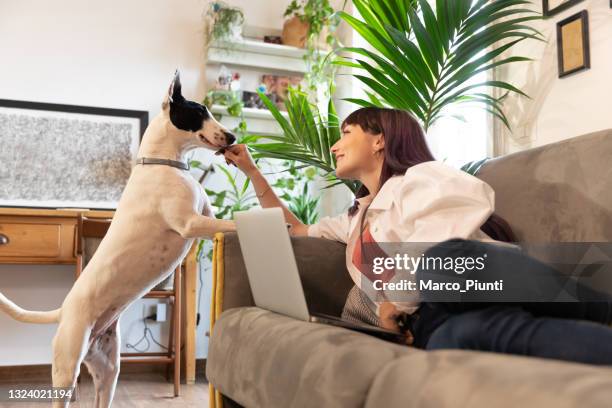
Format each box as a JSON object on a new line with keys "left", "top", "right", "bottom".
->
{"left": 211, "top": 232, "right": 352, "bottom": 317}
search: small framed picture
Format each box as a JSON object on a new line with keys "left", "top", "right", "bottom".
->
{"left": 556, "top": 10, "right": 590, "bottom": 78}
{"left": 542, "top": 0, "right": 584, "bottom": 17}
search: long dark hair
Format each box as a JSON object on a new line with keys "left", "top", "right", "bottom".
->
{"left": 342, "top": 107, "right": 516, "bottom": 243}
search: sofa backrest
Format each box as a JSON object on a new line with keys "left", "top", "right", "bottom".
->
{"left": 477, "top": 129, "right": 612, "bottom": 242}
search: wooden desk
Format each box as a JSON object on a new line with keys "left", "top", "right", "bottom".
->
{"left": 0, "top": 207, "right": 199, "bottom": 384}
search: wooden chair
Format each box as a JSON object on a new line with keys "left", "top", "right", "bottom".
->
{"left": 75, "top": 215, "right": 183, "bottom": 396}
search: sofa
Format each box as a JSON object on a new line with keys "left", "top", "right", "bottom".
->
{"left": 206, "top": 129, "right": 612, "bottom": 408}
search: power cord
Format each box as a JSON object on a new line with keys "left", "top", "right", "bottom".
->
{"left": 125, "top": 305, "right": 169, "bottom": 353}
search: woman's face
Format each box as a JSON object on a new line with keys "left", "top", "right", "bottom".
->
{"left": 331, "top": 123, "right": 384, "bottom": 179}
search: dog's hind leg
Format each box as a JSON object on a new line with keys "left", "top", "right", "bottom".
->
{"left": 83, "top": 319, "right": 121, "bottom": 408}
{"left": 51, "top": 315, "right": 93, "bottom": 408}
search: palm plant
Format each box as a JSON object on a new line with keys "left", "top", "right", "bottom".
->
{"left": 248, "top": 87, "right": 360, "bottom": 193}
{"left": 335, "top": 0, "right": 545, "bottom": 131}
{"left": 204, "top": 164, "right": 257, "bottom": 219}
{"left": 270, "top": 160, "right": 321, "bottom": 224}
{"left": 282, "top": 183, "right": 321, "bottom": 224}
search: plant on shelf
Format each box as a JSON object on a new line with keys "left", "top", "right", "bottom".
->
{"left": 202, "top": 89, "right": 249, "bottom": 141}
{"left": 246, "top": 86, "right": 359, "bottom": 194}
{"left": 283, "top": 0, "right": 347, "bottom": 96}
{"left": 204, "top": 1, "right": 245, "bottom": 48}
{"left": 334, "top": 0, "right": 544, "bottom": 131}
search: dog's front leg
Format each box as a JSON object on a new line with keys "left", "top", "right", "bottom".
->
{"left": 177, "top": 215, "right": 235, "bottom": 239}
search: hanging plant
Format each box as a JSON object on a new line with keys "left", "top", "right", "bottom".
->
{"left": 204, "top": 1, "right": 245, "bottom": 47}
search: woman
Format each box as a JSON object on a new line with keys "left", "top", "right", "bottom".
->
{"left": 222, "top": 107, "right": 612, "bottom": 365}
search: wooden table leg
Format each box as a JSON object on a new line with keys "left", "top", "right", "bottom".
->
{"left": 184, "top": 241, "right": 198, "bottom": 384}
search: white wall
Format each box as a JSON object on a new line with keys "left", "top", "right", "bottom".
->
{"left": 0, "top": 0, "right": 321, "bottom": 365}
{"left": 494, "top": 0, "right": 612, "bottom": 154}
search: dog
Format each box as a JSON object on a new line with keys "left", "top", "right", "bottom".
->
{"left": 0, "top": 70, "right": 237, "bottom": 407}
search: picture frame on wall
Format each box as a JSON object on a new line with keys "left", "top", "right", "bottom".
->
{"left": 0, "top": 99, "right": 148, "bottom": 209}
{"left": 542, "top": 0, "right": 584, "bottom": 18}
{"left": 556, "top": 10, "right": 590, "bottom": 78}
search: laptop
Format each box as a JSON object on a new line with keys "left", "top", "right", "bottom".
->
{"left": 234, "top": 207, "right": 407, "bottom": 344}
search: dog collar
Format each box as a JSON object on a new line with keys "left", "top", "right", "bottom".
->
{"left": 135, "top": 157, "right": 190, "bottom": 171}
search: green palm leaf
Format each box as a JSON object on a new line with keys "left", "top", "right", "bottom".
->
{"left": 337, "top": 0, "right": 545, "bottom": 131}
{"left": 248, "top": 88, "right": 359, "bottom": 193}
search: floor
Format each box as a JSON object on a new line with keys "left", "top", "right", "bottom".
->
{"left": 1, "top": 372, "right": 210, "bottom": 407}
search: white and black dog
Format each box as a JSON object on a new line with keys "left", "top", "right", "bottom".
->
{"left": 0, "top": 71, "right": 237, "bottom": 407}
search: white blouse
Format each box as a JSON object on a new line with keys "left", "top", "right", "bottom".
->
{"left": 307, "top": 160, "right": 507, "bottom": 315}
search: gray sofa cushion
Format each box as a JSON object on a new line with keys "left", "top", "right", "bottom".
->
{"left": 365, "top": 349, "right": 612, "bottom": 408}
{"left": 207, "top": 307, "right": 416, "bottom": 408}
{"left": 478, "top": 128, "right": 612, "bottom": 242}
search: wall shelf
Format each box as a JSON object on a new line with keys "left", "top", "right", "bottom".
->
{"left": 207, "top": 38, "right": 309, "bottom": 74}
{"left": 206, "top": 37, "right": 306, "bottom": 136}
{"left": 210, "top": 104, "right": 287, "bottom": 136}
{"left": 210, "top": 104, "right": 288, "bottom": 121}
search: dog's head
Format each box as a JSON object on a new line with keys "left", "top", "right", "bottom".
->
{"left": 162, "top": 70, "right": 235, "bottom": 150}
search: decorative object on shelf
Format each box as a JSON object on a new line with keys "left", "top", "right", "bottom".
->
{"left": 204, "top": 1, "right": 244, "bottom": 47}
{"left": 282, "top": 14, "right": 310, "bottom": 48}
{"left": 542, "top": 0, "right": 584, "bottom": 18}
{"left": 229, "top": 72, "right": 241, "bottom": 92}
{"left": 263, "top": 35, "right": 282, "bottom": 44}
{"left": 0, "top": 99, "right": 147, "bottom": 209}
{"left": 262, "top": 74, "right": 303, "bottom": 110}
{"left": 242, "top": 90, "right": 277, "bottom": 110}
{"left": 335, "top": 0, "right": 544, "bottom": 132}
{"left": 248, "top": 87, "right": 359, "bottom": 193}
{"left": 556, "top": 10, "right": 590, "bottom": 78}
{"left": 213, "top": 65, "right": 234, "bottom": 91}
{"left": 282, "top": 0, "right": 346, "bottom": 96}
{"left": 212, "top": 65, "right": 241, "bottom": 93}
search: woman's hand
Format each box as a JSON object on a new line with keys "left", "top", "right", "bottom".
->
{"left": 379, "top": 302, "right": 414, "bottom": 345}
{"left": 221, "top": 144, "right": 258, "bottom": 176}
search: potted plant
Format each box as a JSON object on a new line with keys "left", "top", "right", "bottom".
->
{"left": 282, "top": 0, "right": 336, "bottom": 49}
{"left": 282, "top": 0, "right": 346, "bottom": 97}
{"left": 204, "top": 1, "right": 245, "bottom": 46}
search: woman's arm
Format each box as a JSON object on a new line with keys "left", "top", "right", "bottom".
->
{"left": 223, "top": 144, "right": 308, "bottom": 236}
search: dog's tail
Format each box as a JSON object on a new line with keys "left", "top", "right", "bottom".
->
{"left": 0, "top": 291, "right": 61, "bottom": 324}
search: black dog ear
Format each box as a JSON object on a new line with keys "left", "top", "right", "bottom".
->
{"left": 163, "top": 69, "right": 183, "bottom": 109}
{"left": 169, "top": 69, "right": 183, "bottom": 103}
